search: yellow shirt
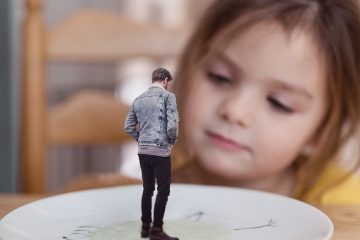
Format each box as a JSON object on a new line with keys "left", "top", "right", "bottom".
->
{"left": 303, "top": 163, "right": 360, "bottom": 205}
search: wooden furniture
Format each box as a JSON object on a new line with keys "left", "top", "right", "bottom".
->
{"left": 0, "top": 194, "right": 44, "bottom": 219}
{"left": 21, "top": 0, "right": 188, "bottom": 193}
{"left": 319, "top": 205, "right": 360, "bottom": 240}
{"left": 1, "top": 194, "right": 360, "bottom": 239}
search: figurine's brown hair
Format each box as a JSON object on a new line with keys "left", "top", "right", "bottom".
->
{"left": 152, "top": 67, "right": 173, "bottom": 83}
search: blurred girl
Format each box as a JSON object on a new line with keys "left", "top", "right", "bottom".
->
{"left": 171, "top": 0, "right": 360, "bottom": 204}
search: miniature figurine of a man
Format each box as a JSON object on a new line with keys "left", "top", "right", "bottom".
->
{"left": 124, "top": 68, "right": 179, "bottom": 240}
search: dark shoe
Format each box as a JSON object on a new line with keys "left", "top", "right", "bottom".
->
{"left": 141, "top": 222, "right": 151, "bottom": 238}
{"left": 150, "top": 227, "right": 179, "bottom": 240}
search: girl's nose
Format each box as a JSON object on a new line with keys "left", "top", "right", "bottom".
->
{"left": 218, "top": 91, "right": 255, "bottom": 127}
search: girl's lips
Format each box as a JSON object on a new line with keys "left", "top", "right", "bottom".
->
{"left": 207, "top": 132, "right": 249, "bottom": 151}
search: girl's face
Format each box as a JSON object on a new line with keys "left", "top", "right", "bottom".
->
{"left": 183, "top": 23, "right": 327, "bottom": 182}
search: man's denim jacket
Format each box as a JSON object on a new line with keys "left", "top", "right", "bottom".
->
{"left": 124, "top": 86, "right": 179, "bottom": 148}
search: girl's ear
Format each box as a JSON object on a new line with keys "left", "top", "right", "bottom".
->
{"left": 302, "top": 144, "right": 314, "bottom": 157}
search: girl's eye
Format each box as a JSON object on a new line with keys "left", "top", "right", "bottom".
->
{"left": 206, "top": 71, "right": 233, "bottom": 86}
{"left": 267, "top": 97, "right": 294, "bottom": 113}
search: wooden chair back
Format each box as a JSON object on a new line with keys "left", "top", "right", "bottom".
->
{"left": 21, "top": 0, "right": 188, "bottom": 193}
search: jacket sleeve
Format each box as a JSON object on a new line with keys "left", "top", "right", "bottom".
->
{"left": 166, "top": 93, "right": 179, "bottom": 144}
{"left": 124, "top": 102, "right": 139, "bottom": 140}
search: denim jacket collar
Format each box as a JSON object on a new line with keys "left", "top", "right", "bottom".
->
{"left": 150, "top": 83, "right": 165, "bottom": 90}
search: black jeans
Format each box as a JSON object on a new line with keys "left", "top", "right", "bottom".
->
{"left": 138, "top": 154, "right": 171, "bottom": 228}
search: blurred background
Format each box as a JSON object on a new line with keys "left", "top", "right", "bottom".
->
{"left": 0, "top": 0, "right": 215, "bottom": 193}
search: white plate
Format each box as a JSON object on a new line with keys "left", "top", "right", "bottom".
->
{"left": 0, "top": 184, "right": 333, "bottom": 240}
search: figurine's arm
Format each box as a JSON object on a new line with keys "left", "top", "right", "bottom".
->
{"left": 166, "top": 93, "right": 179, "bottom": 144}
{"left": 124, "top": 103, "right": 139, "bottom": 141}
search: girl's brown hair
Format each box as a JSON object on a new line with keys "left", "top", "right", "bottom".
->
{"left": 173, "top": 0, "right": 360, "bottom": 201}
